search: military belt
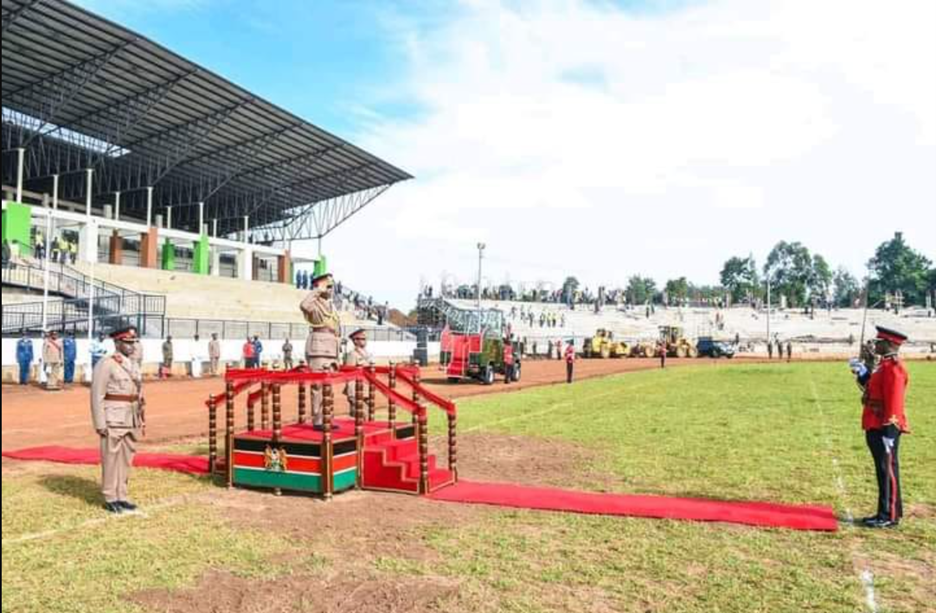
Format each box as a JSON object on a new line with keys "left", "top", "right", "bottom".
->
{"left": 104, "top": 394, "right": 138, "bottom": 402}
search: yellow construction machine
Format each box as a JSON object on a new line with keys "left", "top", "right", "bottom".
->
{"left": 659, "top": 325, "right": 699, "bottom": 358}
{"left": 582, "top": 329, "right": 630, "bottom": 358}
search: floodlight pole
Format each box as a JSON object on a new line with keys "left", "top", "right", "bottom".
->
{"left": 476, "top": 242, "right": 485, "bottom": 334}
{"left": 765, "top": 271, "right": 771, "bottom": 348}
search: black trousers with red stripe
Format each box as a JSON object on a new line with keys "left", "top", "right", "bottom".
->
{"left": 866, "top": 429, "right": 903, "bottom": 521}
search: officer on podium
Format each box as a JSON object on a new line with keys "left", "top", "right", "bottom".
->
{"left": 850, "top": 326, "right": 910, "bottom": 529}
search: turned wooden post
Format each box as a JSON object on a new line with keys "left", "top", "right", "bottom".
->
{"left": 246, "top": 397, "right": 256, "bottom": 432}
{"left": 297, "top": 382, "right": 307, "bottom": 424}
{"left": 272, "top": 384, "right": 283, "bottom": 443}
{"left": 323, "top": 382, "right": 335, "bottom": 499}
{"left": 448, "top": 412, "right": 458, "bottom": 479}
{"left": 225, "top": 381, "right": 235, "bottom": 488}
{"left": 411, "top": 367, "right": 421, "bottom": 427}
{"left": 387, "top": 361, "right": 397, "bottom": 435}
{"left": 354, "top": 377, "right": 364, "bottom": 438}
{"left": 208, "top": 396, "right": 218, "bottom": 474}
{"left": 366, "top": 364, "right": 376, "bottom": 422}
{"left": 260, "top": 382, "right": 270, "bottom": 430}
{"left": 271, "top": 383, "right": 283, "bottom": 496}
{"left": 417, "top": 407, "right": 429, "bottom": 495}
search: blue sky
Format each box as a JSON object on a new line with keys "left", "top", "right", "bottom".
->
{"left": 73, "top": 1, "right": 936, "bottom": 307}
{"left": 76, "top": 0, "right": 418, "bottom": 136}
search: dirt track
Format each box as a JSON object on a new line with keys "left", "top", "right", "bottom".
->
{"left": 1, "top": 357, "right": 765, "bottom": 452}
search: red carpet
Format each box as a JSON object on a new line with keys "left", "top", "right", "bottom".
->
{"left": 429, "top": 481, "right": 838, "bottom": 531}
{"left": 3, "top": 448, "right": 838, "bottom": 530}
{"left": 2, "top": 446, "right": 209, "bottom": 475}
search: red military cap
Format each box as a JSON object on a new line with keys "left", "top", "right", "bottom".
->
{"left": 876, "top": 326, "right": 908, "bottom": 346}
{"left": 111, "top": 326, "right": 139, "bottom": 342}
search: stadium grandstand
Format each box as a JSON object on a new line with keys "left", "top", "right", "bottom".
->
{"left": 1, "top": 0, "right": 410, "bottom": 344}
{"left": 418, "top": 295, "right": 936, "bottom": 358}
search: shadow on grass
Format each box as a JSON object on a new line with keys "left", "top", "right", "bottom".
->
{"left": 39, "top": 474, "right": 102, "bottom": 506}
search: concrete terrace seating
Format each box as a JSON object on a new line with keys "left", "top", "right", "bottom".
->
{"left": 450, "top": 299, "right": 936, "bottom": 349}
{"left": 70, "top": 262, "right": 365, "bottom": 326}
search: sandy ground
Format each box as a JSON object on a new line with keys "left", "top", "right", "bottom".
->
{"left": 0, "top": 357, "right": 770, "bottom": 452}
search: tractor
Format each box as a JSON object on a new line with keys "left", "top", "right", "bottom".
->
{"left": 659, "top": 325, "right": 699, "bottom": 358}
{"left": 438, "top": 305, "right": 521, "bottom": 385}
{"left": 630, "top": 340, "right": 659, "bottom": 358}
{"left": 583, "top": 329, "right": 630, "bottom": 358}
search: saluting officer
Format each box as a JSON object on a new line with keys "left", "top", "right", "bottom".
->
{"left": 300, "top": 272, "right": 341, "bottom": 430}
{"left": 91, "top": 327, "right": 145, "bottom": 514}
{"left": 851, "top": 326, "right": 911, "bottom": 528}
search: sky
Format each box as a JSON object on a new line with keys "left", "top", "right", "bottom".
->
{"left": 75, "top": 0, "right": 936, "bottom": 307}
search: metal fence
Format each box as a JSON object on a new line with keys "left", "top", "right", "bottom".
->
{"left": 155, "top": 319, "right": 417, "bottom": 341}
{"left": 2, "top": 293, "right": 167, "bottom": 337}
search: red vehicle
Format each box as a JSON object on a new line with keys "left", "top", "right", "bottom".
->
{"left": 439, "top": 308, "right": 521, "bottom": 385}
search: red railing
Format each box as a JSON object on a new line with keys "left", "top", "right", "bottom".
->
{"left": 206, "top": 363, "right": 457, "bottom": 496}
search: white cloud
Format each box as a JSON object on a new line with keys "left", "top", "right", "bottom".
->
{"left": 312, "top": 0, "right": 936, "bottom": 307}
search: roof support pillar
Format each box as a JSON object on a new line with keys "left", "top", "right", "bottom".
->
{"left": 114, "top": 191, "right": 121, "bottom": 221}
{"left": 146, "top": 187, "right": 154, "bottom": 227}
{"left": 199, "top": 201, "right": 205, "bottom": 235}
{"left": 167, "top": 205, "right": 173, "bottom": 229}
{"left": 85, "top": 168, "right": 93, "bottom": 217}
{"left": 15, "top": 148, "right": 25, "bottom": 202}
{"left": 52, "top": 175, "right": 59, "bottom": 210}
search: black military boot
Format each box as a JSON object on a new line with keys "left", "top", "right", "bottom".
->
{"left": 103, "top": 502, "right": 124, "bottom": 514}
{"left": 118, "top": 500, "right": 138, "bottom": 512}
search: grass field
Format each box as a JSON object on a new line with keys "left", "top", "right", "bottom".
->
{"left": 3, "top": 362, "right": 934, "bottom": 613}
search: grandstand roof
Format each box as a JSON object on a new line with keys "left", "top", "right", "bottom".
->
{"left": 1, "top": 0, "right": 411, "bottom": 239}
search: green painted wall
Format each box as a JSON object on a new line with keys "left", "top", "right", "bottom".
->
{"left": 2, "top": 202, "right": 32, "bottom": 256}
{"left": 313, "top": 255, "right": 327, "bottom": 277}
{"left": 192, "top": 234, "right": 210, "bottom": 275}
{"left": 161, "top": 239, "right": 175, "bottom": 271}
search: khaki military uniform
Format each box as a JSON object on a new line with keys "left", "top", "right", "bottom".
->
{"left": 282, "top": 340, "right": 294, "bottom": 370}
{"left": 91, "top": 354, "right": 144, "bottom": 504}
{"left": 43, "top": 337, "right": 64, "bottom": 391}
{"left": 208, "top": 339, "right": 221, "bottom": 375}
{"left": 300, "top": 288, "right": 341, "bottom": 426}
{"left": 343, "top": 345, "right": 373, "bottom": 416}
{"left": 131, "top": 340, "right": 143, "bottom": 366}
{"left": 162, "top": 341, "right": 173, "bottom": 369}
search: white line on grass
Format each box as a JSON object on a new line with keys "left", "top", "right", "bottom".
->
{"left": 809, "top": 378, "right": 878, "bottom": 613}
{"left": 461, "top": 380, "right": 660, "bottom": 434}
{"left": 1, "top": 492, "right": 206, "bottom": 546}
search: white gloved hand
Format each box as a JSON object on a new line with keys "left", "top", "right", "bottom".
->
{"left": 882, "top": 437, "right": 895, "bottom": 454}
{"left": 848, "top": 358, "right": 867, "bottom": 377}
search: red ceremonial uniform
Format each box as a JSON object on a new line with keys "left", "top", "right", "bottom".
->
{"left": 862, "top": 357, "right": 910, "bottom": 432}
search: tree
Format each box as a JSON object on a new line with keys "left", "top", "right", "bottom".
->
{"left": 664, "top": 277, "right": 690, "bottom": 304}
{"left": 626, "top": 275, "right": 657, "bottom": 305}
{"left": 832, "top": 267, "right": 860, "bottom": 308}
{"left": 809, "top": 254, "right": 833, "bottom": 304}
{"left": 764, "top": 241, "right": 814, "bottom": 308}
{"left": 867, "top": 232, "right": 932, "bottom": 306}
{"left": 720, "top": 256, "right": 760, "bottom": 303}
